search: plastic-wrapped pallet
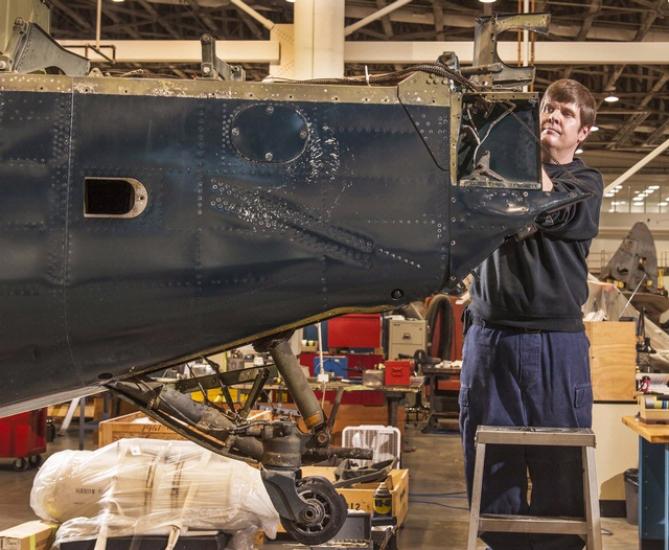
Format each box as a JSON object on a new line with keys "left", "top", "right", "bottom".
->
{"left": 30, "top": 438, "right": 279, "bottom": 550}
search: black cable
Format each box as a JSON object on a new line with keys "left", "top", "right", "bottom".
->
{"left": 425, "top": 294, "right": 454, "bottom": 360}
{"left": 410, "top": 491, "right": 467, "bottom": 498}
{"left": 410, "top": 499, "right": 469, "bottom": 511}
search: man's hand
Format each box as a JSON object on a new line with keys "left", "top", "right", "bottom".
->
{"left": 541, "top": 167, "right": 554, "bottom": 191}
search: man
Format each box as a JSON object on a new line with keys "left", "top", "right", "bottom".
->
{"left": 459, "top": 79, "right": 603, "bottom": 550}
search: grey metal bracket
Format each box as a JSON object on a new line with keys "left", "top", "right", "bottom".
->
{"left": 0, "top": 18, "right": 90, "bottom": 76}
{"left": 471, "top": 13, "right": 550, "bottom": 90}
{"left": 200, "top": 34, "right": 245, "bottom": 81}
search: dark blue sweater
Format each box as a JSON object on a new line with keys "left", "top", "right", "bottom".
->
{"left": 469, "top": 158, "right": 604, "bottom": 331}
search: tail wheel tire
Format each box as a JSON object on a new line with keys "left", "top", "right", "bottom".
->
{"left": 280, "top": 476, "right": 348, "bottom": 546}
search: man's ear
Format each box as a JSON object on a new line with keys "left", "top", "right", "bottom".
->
{"left": 577, "top": 125, "right": 591, "bottom": 143}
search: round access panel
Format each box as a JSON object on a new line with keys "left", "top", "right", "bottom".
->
{"left": 231, "top": 104, "right": 308, "bottom": 163}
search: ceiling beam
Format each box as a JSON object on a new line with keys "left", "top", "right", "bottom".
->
{"left": 49, "top": 0, "right": 94, "bottom": 33}
{"left": 57, "top": 39, "right": 669, "bottom": 65}
{"left": 344, "top": 41, "right": 669, "bottom": 65}
{"left": 646, "top": 118, "right": 669, "bottom": 146}
{"left": 432, "top": 1, "right": 445, "bottom": 42}
{"left": 136, "top": 0, "right": 180, "bottom": 39}
{"left": 59, "top": 39, "right": 279, "bottom": 63}
{"left": 343, "top": 5, "right": 669, "bottom": 42}
{"left": 607, "top": 73, "right": 669, "bottom": 148}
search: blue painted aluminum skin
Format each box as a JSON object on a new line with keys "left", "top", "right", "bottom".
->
{"left": 0, "top": 75, "right": 581, "bottom": 414}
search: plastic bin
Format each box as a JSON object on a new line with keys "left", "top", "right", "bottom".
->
{"left": 624, "top": 468, "right": 638, "bottom": 525}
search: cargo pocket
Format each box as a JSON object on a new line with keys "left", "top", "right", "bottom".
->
{"left": 573, "top": 383, "right": 593, "bottom": 428}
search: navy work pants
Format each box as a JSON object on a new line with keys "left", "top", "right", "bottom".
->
{"left": 459, "top": 324, "right": 593, "bottom": 550}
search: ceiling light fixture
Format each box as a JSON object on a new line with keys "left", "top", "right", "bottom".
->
{"left": 604, "top": 93, "right": 619, "bottom": 103}
{"left": 575, "top": 147, "right": 584, "bottom": 154}
{"left": 478, "top": 0, "right": 497, "bottom": 3}
{"left": 591, "top": 125, "right": 599, "bottom": 132}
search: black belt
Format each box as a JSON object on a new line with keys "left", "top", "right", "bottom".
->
{"left": 473, "top": 319, "right": 546, "bottom": 334}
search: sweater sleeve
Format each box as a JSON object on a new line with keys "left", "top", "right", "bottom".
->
{"left": 536, "top": 162, "right": 603, "bottom": 241}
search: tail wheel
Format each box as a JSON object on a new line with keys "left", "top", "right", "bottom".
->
{"left": 280, "top": 476, "right": 347, "bottom": 546}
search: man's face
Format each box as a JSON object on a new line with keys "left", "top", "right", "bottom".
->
{"left": 540, "top": 99, "right": 590, "bottom": 161}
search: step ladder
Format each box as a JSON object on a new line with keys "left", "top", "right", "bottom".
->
{"left": 466, "top": 425, "right": 602, "bottom": 550}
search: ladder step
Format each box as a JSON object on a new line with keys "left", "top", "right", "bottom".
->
{"left": 476, "top": 426, "right": 595, "bottom": 447}
{"left": 479, "top": 514, "right": 589, "bottom": 535}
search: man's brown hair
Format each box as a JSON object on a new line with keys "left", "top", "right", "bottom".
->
{"left": 541, "top": 79, "right": 596, "bottom": 129}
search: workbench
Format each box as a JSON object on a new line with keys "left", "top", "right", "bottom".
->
{"left": 236, "top": 380, "right": 419, "bottom": 431}
{"left": 622, "top": 415, "right": 669, "bottom": 549}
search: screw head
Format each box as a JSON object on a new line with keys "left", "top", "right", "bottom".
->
{"left": 203, "top": 65, "right": 211, "bottom": 74}
{"left": 231, "top": 127, "right": 240, "bottom": 137}
{"left": 265, "top": 152, "right": 274, "bottom": 161}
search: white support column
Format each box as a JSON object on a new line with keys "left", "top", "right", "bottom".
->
{"left": 294, "top": 0, "right": 345, "bottom": 80}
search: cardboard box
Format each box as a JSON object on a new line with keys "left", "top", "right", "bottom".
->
{"left": 278, "top": 466, "right": 409, "bottom": 533}
{"left": 0, "top": 521, "right": 57, "bottom": 550}
{"left": 584, "top": 321, "right": 636, "bottom": 402}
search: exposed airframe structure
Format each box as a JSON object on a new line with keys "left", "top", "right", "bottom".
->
{"left": 0, "top": 13, "right": 585, "bottom": 544}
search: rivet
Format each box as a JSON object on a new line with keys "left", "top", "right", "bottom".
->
{"left": 265, "top": 152, "right": 274, "bottom": 161}
{"left": 231, "top": 127, "right": 240, "bottom": 136}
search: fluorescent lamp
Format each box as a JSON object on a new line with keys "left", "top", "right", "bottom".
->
{"left": 478, "top": 0, "right": 497, "bottom": 3}
{"left": 648, "top": 185, "right": 660, "bottom": 190}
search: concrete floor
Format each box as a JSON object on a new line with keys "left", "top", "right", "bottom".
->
{"left": 0, "top": 424, "right": 639, "bottom": 549}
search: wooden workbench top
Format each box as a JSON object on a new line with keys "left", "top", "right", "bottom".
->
{"left": 622, "top": 415, "right": 669, "bottom": 444}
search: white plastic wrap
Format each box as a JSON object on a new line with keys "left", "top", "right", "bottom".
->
{"left": 30, "top": 438, "right": 279, "bottom": 550}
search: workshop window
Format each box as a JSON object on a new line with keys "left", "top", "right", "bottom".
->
{"left": 84, "top": 178, "right": 148, "bottom": 218}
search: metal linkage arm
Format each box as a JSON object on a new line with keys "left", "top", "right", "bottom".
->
{"left": 200, "top": 34, "right": 246, "bottom": 81}
{"left": 0, "top": 18, "right": 90, "bottom": 75}
{"left": 472, "top": 13, "right": 550, "bottom": 89}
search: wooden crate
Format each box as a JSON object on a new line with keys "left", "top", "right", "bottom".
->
{"left": 584, "top": 321, "right": 636, "bottom": 402}
{"left": 98, "top": 410, "right": 273, "bottom": 447}
{"left": 98, "top": 412, "right": 184, "bottom": 447}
